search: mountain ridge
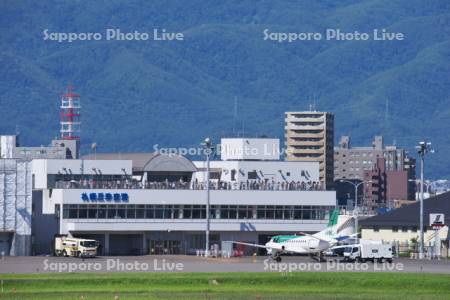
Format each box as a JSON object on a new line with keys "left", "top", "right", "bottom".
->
{"left": 1, "top": 0, "right": 449, "bottom": 178}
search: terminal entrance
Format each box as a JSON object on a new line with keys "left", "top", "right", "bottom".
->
{"left": 109, "top": 234, "right": 143, "bottom": 256}
{"left": 148, "top": 240, "right": 181, "bottom": 255}
{"left": 0, "top": 233, "right": 12, "bottom": 256}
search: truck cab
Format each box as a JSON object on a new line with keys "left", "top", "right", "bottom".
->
{"left": 54, "top": 236, "right": 98, "bottom": 258}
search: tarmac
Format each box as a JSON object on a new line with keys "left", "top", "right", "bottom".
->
{"left": 1, "top": 255, "right": 450, "bottom": 274}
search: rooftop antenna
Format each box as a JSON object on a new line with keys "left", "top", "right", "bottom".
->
{"left": 91, "top": 142, "right": 97, "bottom": 160}
{"left": 15, "top": 125, "right": 20, "bottom": 146}
{"left": 313, "top": 94, "right": 317, "bottom": 112}
{"left": 232, "top": 96, "right": 238, "bottom": 137}
{"left": 384, "top": 97, "right": 390, "bottom": 125}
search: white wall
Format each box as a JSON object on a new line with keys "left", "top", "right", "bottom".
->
{"left": 62, "top": 219, "right": 328, "bottom": 233}
{"left": 32, "top": 159, "right": 132, "bottom": 177}
{"left": 220, "top": 138, "right": 280, "bottom": 161}
{"left": 50, "top": 188, "right": 336, "bottom": 206}
{"left": 192, "top": 160, "right": 320, "bottom": 184}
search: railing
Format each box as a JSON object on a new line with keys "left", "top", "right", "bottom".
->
{"left": 191, "top": 181, "right": 324, "bottom": 191}
{"left": 53, "top": 180, "right": 325, "bottom": 191}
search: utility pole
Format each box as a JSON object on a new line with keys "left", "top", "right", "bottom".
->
{"left": 416, "top": 141, "right": 434, "bottom": 259}
{"left": 201, "top": 138, "right": 214, "bottom": 257}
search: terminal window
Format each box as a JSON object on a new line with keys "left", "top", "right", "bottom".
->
{"left": 62, "top": 204, "right": 333, "bottom": 221}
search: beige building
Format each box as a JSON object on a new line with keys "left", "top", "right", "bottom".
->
{"left": 285, "top": 111, "right": 334, "bottom": 189}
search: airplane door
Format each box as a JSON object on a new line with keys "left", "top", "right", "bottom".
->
{"left": 308, "top": 239, "right": 318, "bottom": 249}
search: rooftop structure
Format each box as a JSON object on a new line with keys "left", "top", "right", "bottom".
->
{"left": 0, "top": 135, "right": 79, "bottom": 160}
{"left": 220, "top": 138, "right": 280, "bottom": 161}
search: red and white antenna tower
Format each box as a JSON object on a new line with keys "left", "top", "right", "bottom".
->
{"left": 60, "top": 85, "right": 81, "bottom": 140}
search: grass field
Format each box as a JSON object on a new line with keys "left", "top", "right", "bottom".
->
{"left": 0, "top": 272, "right": 449, "bottom": 299}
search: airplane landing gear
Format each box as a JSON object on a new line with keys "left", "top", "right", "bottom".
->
{"left": 310, "top": 252, "right": 326, "bottom": 262}
{"left": 271, "top": 252, "right": 282, "bottom": 262}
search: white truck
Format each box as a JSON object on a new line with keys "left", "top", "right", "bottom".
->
{"left": 54, "top": 236, "right": 98, "bottom": 258}
{"left": 343, "top": 243, "right": 393, "bottom": 263}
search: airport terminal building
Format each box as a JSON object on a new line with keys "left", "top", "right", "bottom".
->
{"left": 5, "top": 137, "right": 337, "bottom": 256}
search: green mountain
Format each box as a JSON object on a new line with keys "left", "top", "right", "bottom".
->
{"left": 1, "top": 0, "right": 449, "bottom": 178}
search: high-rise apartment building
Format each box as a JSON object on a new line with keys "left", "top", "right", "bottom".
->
{"left": 285, "top": 111, "right": 334, "bottom": 189}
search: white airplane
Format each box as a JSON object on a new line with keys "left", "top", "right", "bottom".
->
{"left": 228, "top": 210, "right": 355, "bottom": 262}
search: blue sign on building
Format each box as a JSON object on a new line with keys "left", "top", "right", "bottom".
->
{"left": 81, "top": 192, "right": 129, "bottom": 202}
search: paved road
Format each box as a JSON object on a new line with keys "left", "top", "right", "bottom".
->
{"left": 1, "top": 255, "right": 449, "bottom": 274}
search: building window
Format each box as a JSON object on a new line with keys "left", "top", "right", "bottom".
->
{"left": 401, "top": 226, "right": 408, "bottom": 232}
{"left": 69, "top": 205, "right": 78, "bottom": 218}
{"left": 116, "top": 205, "right": 126, "bottom": 219}
{"left": 275, "top": 206, "right": 283, "bottom": 219}
{"left": 61, "top": 204, "right": 333, "bottom": 222}
{"left": 231, "top": 206, "right": 240, "bottom": 219}
{"left": 146, "top": 205, "right": 155, "bottom": 219}
{"left": 257, "top": 206, "right": 266, "bottom": 219}
{"left": 412, "top": 226, "right": 418, "bottom": 232}
{"left": 88, "top": 205, "right": 98, "bottom": 218}
{"left": 107, "top": 205, "right": 117, "bottom": 218}
{"left": 155, "top": 205, "right": 165, "bottom": 219}
{"left": 98, "top": 205, "right": 107, "bottom": 219}
{"left": 126, "top": 205, "right": 136, "bottom": 219}
{"left": 392, "top": 226, "right": 399, "bottom": 232}
{"left": 136, "top": 205, "right": 145, "bottom": 218}
{"left": 374, "top": 226, "right": 379, "bottom": 232}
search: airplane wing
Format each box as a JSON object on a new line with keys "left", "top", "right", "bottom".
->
{"left": 297, "top": 232, "right": 330, "bottom": 243}
{"left": 298, "top": 231, "right": 357, "bottom": 243}
{"left": 223, "top": 241, "right": 270, "bottom": 249}
{"left": 334, "top": 233, "right": 357, "bottom": 242}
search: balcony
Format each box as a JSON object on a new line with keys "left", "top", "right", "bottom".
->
{"left": 285, "top": 115, "right": 325, "bottom": 123}
{"left": 286, "top": 139, "right": 324, "bottom": 146}
{"left": 286, "top": 132, "right": 325, "bottom": 139}
{"left": 290, "top": 148, "right": 324, "bottom": 154}
{"left": 285, "top": 123, "right": 325, "bottom": 130}
{"left": 286, "top": 155, "right": 325, "bottom": 162}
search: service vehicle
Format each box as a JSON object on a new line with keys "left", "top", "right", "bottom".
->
{"left": 343, "top": 243, "right": 393, "bottom": 263}
{"left": 54, "top": 236, "right": 98, "bottom": 258}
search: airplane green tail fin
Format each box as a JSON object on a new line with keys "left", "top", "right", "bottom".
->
{"left": 327, "top": 209, "right": 339, "bottom": 227}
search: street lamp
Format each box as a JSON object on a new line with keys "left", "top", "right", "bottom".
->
{"left": 339, "top": 179, "right": 372, "bottom": 243}
{"left": 201, "top": 137, "right": 215, "bottom": 257}
{"left": 408, "top": 179, "right": 433, "bottom": 200}
{"left": 415, "top": 141, "right": 434, "bottom": 259}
